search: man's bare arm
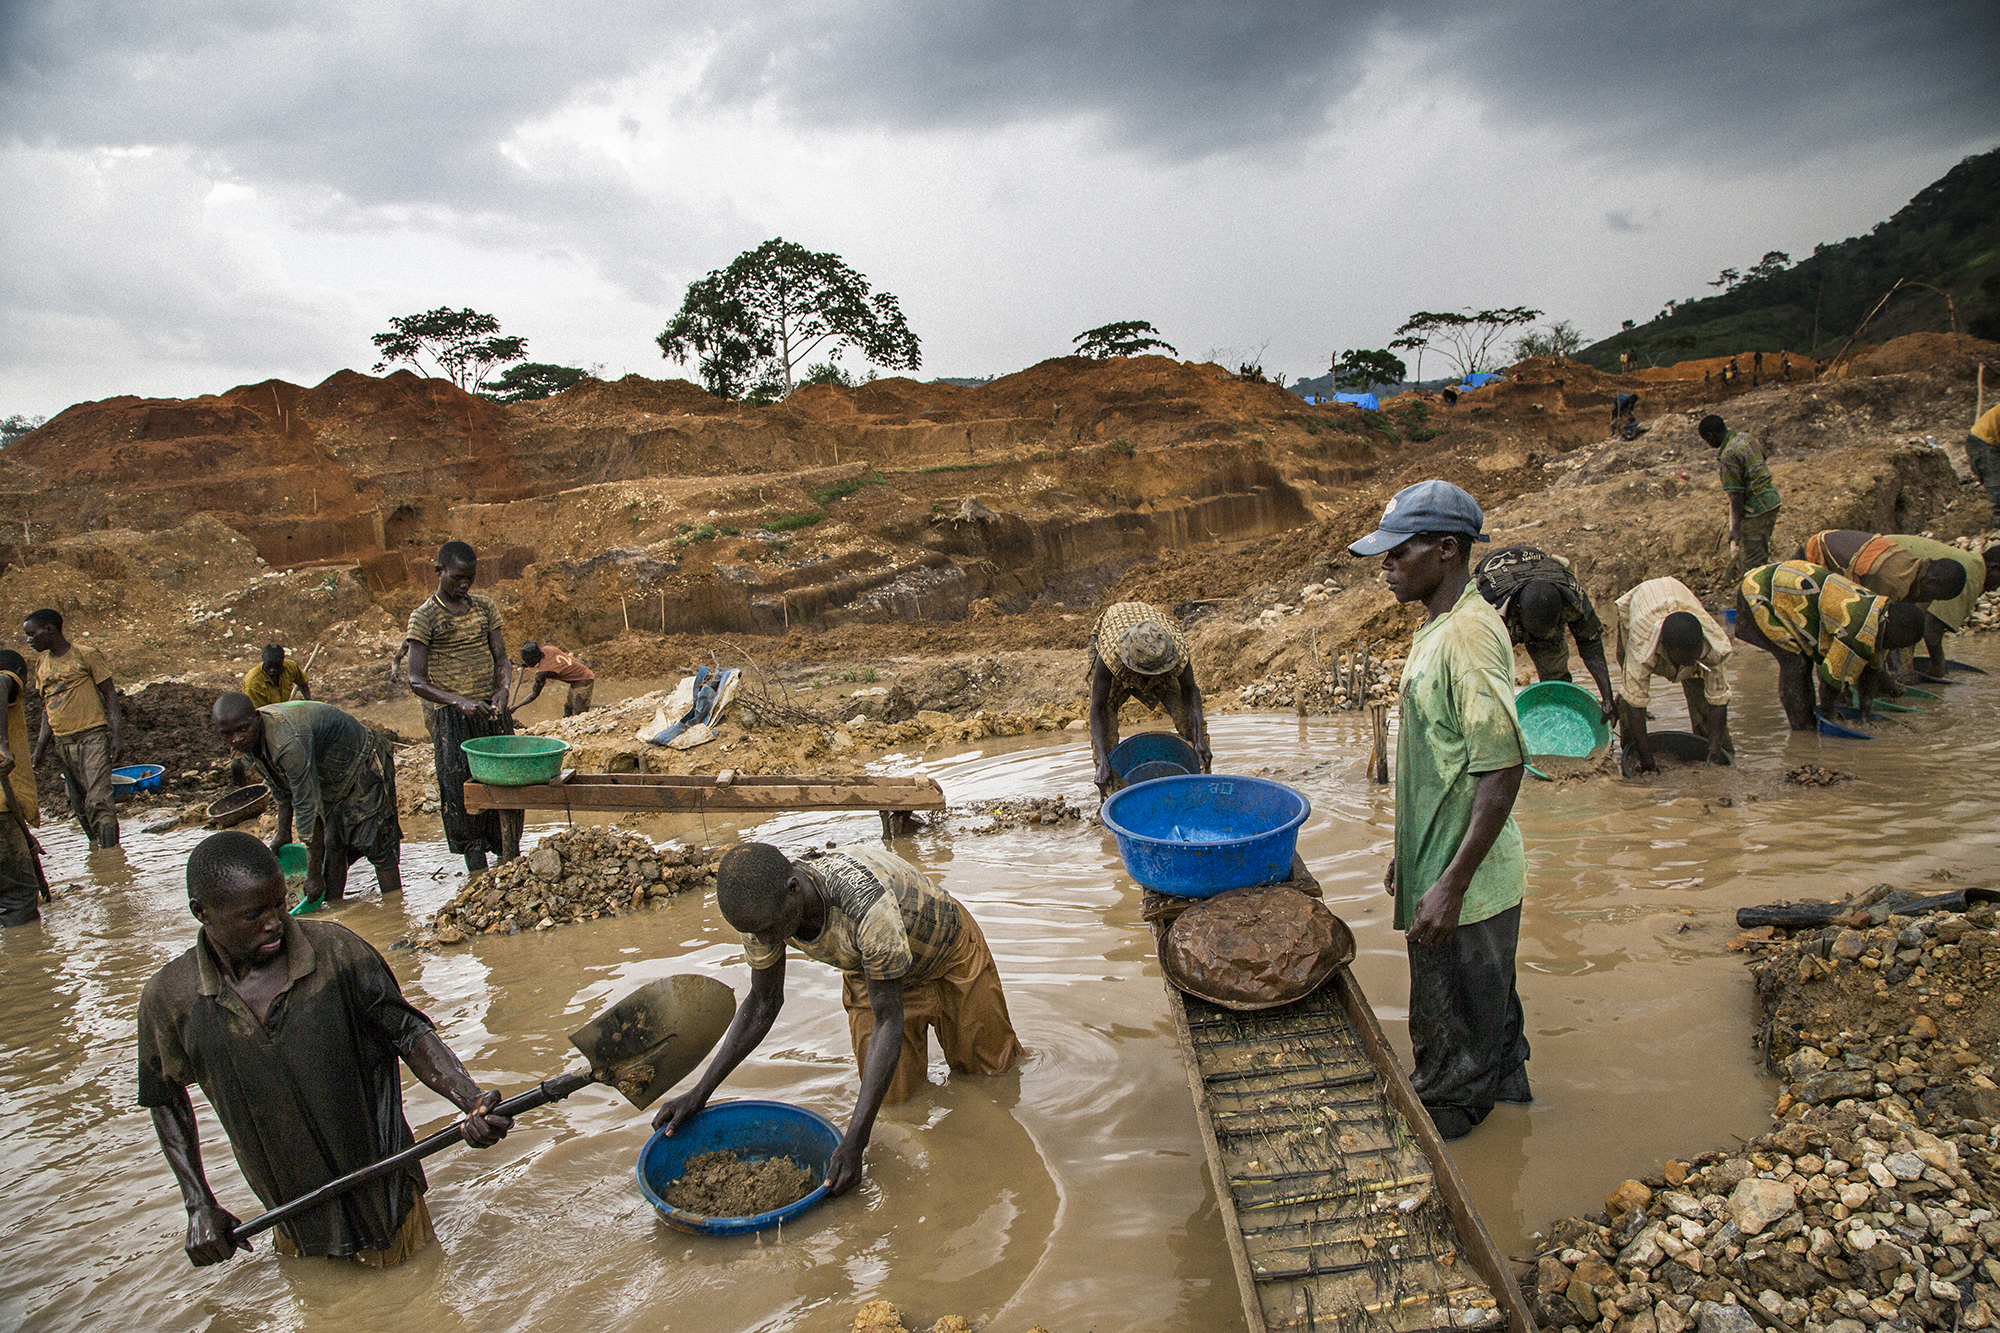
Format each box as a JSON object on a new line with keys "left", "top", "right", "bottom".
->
{"left": 149, "top": 1086, "right": 251, "bottom": 1266}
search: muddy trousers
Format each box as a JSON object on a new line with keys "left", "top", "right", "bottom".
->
{"left": 1406, "top": 904, "right": 1530, "bottom": 1132}
{"left": 1968, "top": 437, "right": 2000, "bottom": 520}
{"left": 843, "top": 914, "right": 1022, "bottom": 1106}
{"left": 53, "top": 726, "right": 117, "bottom": 847}
{"left": 564, "top": 683, "right": 594, "bottom": 716}
{"left": 0, "top": 816, "right": 41, "bottom": 926}
{"left": 1734, "top": 506, "right": 1780, "bottom": 577}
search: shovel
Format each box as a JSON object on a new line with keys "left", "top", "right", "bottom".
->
{"left": 229, "top": 972, "right": 735, "bottom": 1245}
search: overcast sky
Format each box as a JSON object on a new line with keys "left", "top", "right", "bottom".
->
{"left": 2, "top": 1, "right": 1996, "bottom": 418}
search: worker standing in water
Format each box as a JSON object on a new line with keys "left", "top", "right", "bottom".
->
{"left": 1086, "top": 601, "right": 1209, "bottom": 795}
{"left": 1349, "top": 480, "right": 1530, "bottom": 1141}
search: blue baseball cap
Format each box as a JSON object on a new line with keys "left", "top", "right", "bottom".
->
{"left": 1347, "top": 480, "right": 1489, "bottom": 557}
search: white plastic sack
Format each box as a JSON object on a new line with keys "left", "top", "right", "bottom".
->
{"left": 635, "top": 675, "right": 698, "bottom": 744}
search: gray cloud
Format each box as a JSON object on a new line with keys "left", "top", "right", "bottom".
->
{"left": 1605, "top": 209, "right": 1645, "bottom": 233}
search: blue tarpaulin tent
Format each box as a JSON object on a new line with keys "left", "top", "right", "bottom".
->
{"left": 1459, "top": 372, "right": 1504, "bottom": 389}
{"left": 1332, "top": 392, "right": 1380, "bottom": 410}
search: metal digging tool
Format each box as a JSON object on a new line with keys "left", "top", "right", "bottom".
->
{"left": 229, "top": 973, "right": 735, "bottom": 1245}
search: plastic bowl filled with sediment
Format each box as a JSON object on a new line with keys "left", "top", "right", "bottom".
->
{"left": 636, "top": 1100, "right": 840, "bottom": 1236}
{"left": 111, "top": 763, "right": 165, "bottom": 796}
{"left": 1101, "top": 774, "right": 1310, "bottom": 899}
{"left": 458, "top": 735, "right": 570, "bottom": 786}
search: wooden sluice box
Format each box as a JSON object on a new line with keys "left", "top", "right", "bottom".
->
{"left": 462, "top": 771, "right": 945, "bottom": 835}
{"left": 1145, "top": 865, "right": 1536, "bottom": 1333}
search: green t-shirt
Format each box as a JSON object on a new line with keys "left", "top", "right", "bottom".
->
{"left": 1393, "top": 583, "right": 1529, "bottom": 932}
{"left": 1886, "top": 535, "right": 1987, "bottom": 631}
{"left": 1717, "top": 431, "right": 1781, "bottom": 517}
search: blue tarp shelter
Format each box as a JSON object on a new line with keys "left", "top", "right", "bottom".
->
{"left": 1332, "top": 392, "right": 1380, "bottom": 410}
{"left": 1459, "top": 372, "right": 1504, "bottom": 389}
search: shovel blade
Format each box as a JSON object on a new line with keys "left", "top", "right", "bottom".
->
{"left": 569, "top": 974, "right": 735, "bottom": 1110}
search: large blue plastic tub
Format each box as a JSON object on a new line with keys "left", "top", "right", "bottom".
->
{"left": 110, "top": 763, "right": 164, "bottom": 795}
{"left": 636, "top": 1100, "right": 840, "bottom": 1236}
{"left": 1101, "top": 775, "right": 1310, "bottom": 898}
{"left": 1106, "top": 732, "right": 1202, "bottom": 784}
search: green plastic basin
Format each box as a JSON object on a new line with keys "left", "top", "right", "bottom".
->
{"left": 277, "top": 842, "right": 310, "bottom": 878}
{"left": 460, "top": 735, "right": 571, "bottom": 786}
{"left": 1516, "top": 681, "right": 1610, "bottom": 758}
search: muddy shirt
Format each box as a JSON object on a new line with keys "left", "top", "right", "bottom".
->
{"left": 242, "top": 659, "right": 309, "bottom": 708}
{"left": 1717, "top": 431, "right": 1781, "bottom": 518}
{"left": 1972, "top": 404, "right": 2000, "bottom": 447}
{"left": 1393, "top": 583, "right": 1528, "bottom": 933}
{"left": 532, "top": 645, "right": 595, "bottom": 686}
{"left": 34, "top": 643, "right": 112, "bottom": 736}
{"left": 405, "top": 593, "right": 503, "bottom": 702}
{"left": 1800, "top": 531, "right": 1928, "bottom": 603}
{"left": 1612, "top": 577, "right": 1732, "bottom": 709}
{"left": 1740, "top": 561, "right": 1886, "bottom": 688}
{"left": 1, "top": 671, "right": 38, "bottom": 826}
{"left": 136, "top": 918, "right": 436, "bottom": 1257}
{"left": 1885, "top": 535, "right": 1987, "bottom": 631}
{"left": 249, "top": 701, "right": 389, "bottom": 847}
{"left": 1473, "top": 546, "right": 1605, "bottom": 654}
{"left": 741, "top": 842, "right": 964, "bottom": 984}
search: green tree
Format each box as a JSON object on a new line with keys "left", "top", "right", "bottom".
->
{"left": 1333, "top": 348, "right": 1407, "bottom": 392}
{"left": 657, "top": 238, "right": 921, "bottom": 399}
{"left": 1391, "top": 307, "right": 1542, "bottom": 378}
{"left": 1073, "top": 320, "right": 1177, "bottom": 359}
{"left": 371, "top": 307, "right": 528, "bottom": 390}
{"left": 1510, "top": 319, "right": 1587, "bottom": 361}
{"left": 479, "top": 362, "right": 589, "bottom": 403}
{"left": 1, "top": 413, "right": 46, "bottom": 448}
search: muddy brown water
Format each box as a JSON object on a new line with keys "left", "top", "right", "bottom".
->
{"left": 6, "top": 641, "right": 1998, "bottom": 1331}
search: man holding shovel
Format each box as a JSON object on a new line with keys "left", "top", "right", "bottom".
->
{"left": 138, "top": 831, "right": 511, "bottom": 1267}
{"left": 0, "top": 648, "right": 48, "bottom": 926}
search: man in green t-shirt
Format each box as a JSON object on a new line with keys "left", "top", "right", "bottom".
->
{"left": 1350, "top": 480, "right": 1530, "bottom": 1140}
{"left": 1700, "top": 414, "right": 1781, "bottom": 574}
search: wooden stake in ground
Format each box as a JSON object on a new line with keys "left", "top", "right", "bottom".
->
{"left": 621, "top": 595, "right": 630, "bottom": 632}
{"left": 1369, "top": 703, "right": 1390, "bottom": 784}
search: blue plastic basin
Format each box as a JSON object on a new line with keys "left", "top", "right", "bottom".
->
{"left": 636, "top": 1100, "right": 840, "bottom": 1236}
{"left": 1106, "top": 732, "right": 1202, "bottom": 782}
{"left": 1100, "top": 775, "right": 1310, "bottom": 898}
{"left": 110, "top": 764, "right": 164, "bottom": 795}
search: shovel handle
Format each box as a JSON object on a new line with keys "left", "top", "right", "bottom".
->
{"left": 231, "top": 1070, "right": 595, "bottom": 1244}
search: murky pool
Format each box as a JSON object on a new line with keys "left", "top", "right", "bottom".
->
{"left": 4, "top": 641, "right": 1997, "bottom": 1331}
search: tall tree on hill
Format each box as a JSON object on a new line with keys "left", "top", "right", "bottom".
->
{"left": 1391, "top": 307, "right": 1542, "bottom": 378}
{"left": 1333, "top": 348, "right": 1406, "bottom": 392}
{"left": 1072, "top": 320, "right": 1177, "bottom": 359}
{"left": 479, "top": 362, "right": 589, "bottom": 403}
{"left": 371, "top": 308, "right": 528, "bottom": 390}
{"left": 657, "top": 239, "right": 921, "bottom": 400}
{"left": 1510, "top": 320, "right": 1587, "bottom": 361}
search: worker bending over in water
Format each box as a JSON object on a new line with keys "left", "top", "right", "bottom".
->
{"left": 1473, "top": 545, "right": 1616, "bottom": 719}
{"left": 655, "top": 840, "right": 1019, "bottom": 1193}
{"left": 1736, "top": 560, "right": 1925, "bottom": 728}
{"left": 1087, "top": 600, "right": 1209, "bottom": 795}
{"left": 212, "top": 693, "right": 402, "bottom": 904}
{"left": 139, "top": 832, "right": 511, "bottom": 1268}
{"left": 1801, "top": 531, "right": 1995, "bottom": 679}
{"left": 1611, "top": 577, "right": 1733, "bottom": 772}
{"left": 1350, "top": 480, "right": 1530, "bottom": 1141}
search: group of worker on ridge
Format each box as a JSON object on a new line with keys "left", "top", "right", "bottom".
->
{"left": 4, "top": 395, "right": 1993, "bottom": 1273}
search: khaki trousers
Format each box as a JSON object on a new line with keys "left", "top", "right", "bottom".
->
{"left": 842, "top": 913, "right": 1022, "bottom": 1105}
{"left": 53, "top": 726, "right": 117, "bottom": 846}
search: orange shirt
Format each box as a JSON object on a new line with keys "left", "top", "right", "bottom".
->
{"left": 533, "top": 645, "right": 594, "bottom": 685}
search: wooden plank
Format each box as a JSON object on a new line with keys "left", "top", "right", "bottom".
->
{"left": 461, "top": 774, "right": 945, "bottom": 813}
{"left": 1332, "top": 969, "right": 1538, "bottom": 1333}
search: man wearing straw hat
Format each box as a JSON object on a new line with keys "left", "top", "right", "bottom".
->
{"left": 1086, "top": 601, "right": 1210, "bottom": 796}
{"left": 1350, "top": 480, "right": 1531, "bottom": 1141}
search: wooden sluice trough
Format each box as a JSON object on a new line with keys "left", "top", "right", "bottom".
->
{"left": 1146, "top": 868, "right": 1536, "bottom": 1333}
{"left": 462, "top": 771, "right": 946, "bottom": 836}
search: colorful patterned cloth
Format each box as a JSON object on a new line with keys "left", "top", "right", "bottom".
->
{"left": 1740, "top": 561, "right": 1886, "bottom": 687}
{"left": 1800, "top": 531, "right": 1926, "bottom": 602}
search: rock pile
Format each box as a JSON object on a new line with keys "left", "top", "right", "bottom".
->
{"left": 1237, "top": 656, "right": 1401, "bottom": 711}
{"left": 1789, "top": 765, "right": 1855, "bottom": 787}
{"left": 955, "top": 795, "right": 1084, "bottom": 830}
{"left": 1526, "top": 901, "right": 2000, "bottom": 1333}
{"left": 849, "top": 1300, "right": 1051, "bottom": 1333}
{"left": 425, "top": 827, "right": 719, "bottom": 942}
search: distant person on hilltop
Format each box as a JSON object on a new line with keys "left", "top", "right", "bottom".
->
{"left": 1473, "top": 546, "right": 1616, "bottom": 719}
{"left": 518, "top": 642, "right": 596, "bottom": 716}
{"left": 1610, "top": 392, "right": 1642, "bottom": 440}
{"left": 242, "top": 643, "right": 311, "bottom": 708}
{"left": 1780, "top": 351, "right": 1792, "bottom": 382}
{"left": 1086, "top": 601, "right": 1210, "bottom": 796}
{"left": 1967, "top": 401, "right": 2000, "bottom": 523}
{"left": 23, "top": 608, "right": 121, "bottom": 848}
{"left": 1349, "top": 480, "right": 1530, "bottom": 1141}
{"left": 404, "top": 542, "right": 521, "bottom": 872}
{"left": 1700, "top": 414, "right": 1781, "bottom": 576}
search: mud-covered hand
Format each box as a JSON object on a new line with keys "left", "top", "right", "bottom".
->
{"left": 652, "top": 1088, "right": 708, "bottom": 1134}
{"left": 1633, "top": 749, "right": 1660, "bottom": 774}
{"left": 1383, "top": 859, "right": 1397, "bottom": 898}
{"left": 1407, "top": 879, "right": 1467, "bottom": 947}
{"left": 184, "top": 1201, "right": 251, "bottom": 1266}
{"left": 825, "top": 1138, "right": 866, "bottom": 1196}
{"left": 454, "top": 696, "right": 495, "bottom": 719}
{"left": 459, "top": 1089, "right": 512, "bottom": 1148}
{"left": 1599, "top": 697, "right": 1617, "bottom": 725}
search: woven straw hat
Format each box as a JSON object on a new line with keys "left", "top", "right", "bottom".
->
{"left": 1115, "top": 620, "right": 1182, "bottom": 676}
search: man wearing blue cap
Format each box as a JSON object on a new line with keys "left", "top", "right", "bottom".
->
{"left": 1351, "top": 480, "right": 1531, "bottom": 1140}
